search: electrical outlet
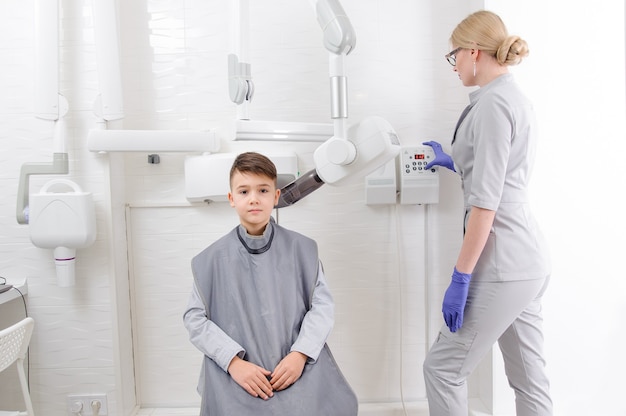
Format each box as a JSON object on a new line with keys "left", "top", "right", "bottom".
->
{"left": 67, "top": 394, "right": 108, "bottom": 416}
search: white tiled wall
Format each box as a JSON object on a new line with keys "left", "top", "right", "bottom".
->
{"left": 117, "top": 1, "right": 470, "bottom": 411}
{"left": 0, "top": 1, "right": 470, "bottom": 413}
{"left": 4, "top": 1, "right": 624, "bottom": 415}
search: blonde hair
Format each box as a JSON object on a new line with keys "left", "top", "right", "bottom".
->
{"left": 450, "top": 10, "right": 529, "bottom": 66}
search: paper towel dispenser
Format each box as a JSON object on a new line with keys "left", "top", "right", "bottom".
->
{"left": 184, "top": 152, "right": 298, "bottom": 203}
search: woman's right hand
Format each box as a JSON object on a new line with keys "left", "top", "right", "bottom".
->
{"left": 423, "top": 141, "right": 456, "bottom": 172}
{"left": 228, "top": 356, "right": 274, "bottom": 400}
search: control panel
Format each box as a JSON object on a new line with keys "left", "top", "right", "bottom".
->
{"left": 399, "top": 145, "right": 439, "bottom": 204}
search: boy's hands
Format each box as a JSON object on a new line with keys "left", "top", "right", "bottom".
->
{"left": 270, "top": 351, "right": 307, "bottom": 391}
{"left": 228, "top": 356, "right": 274, "bottom": 400}
{"left": 228, "top": 351, "right": 308, "bottom": 398}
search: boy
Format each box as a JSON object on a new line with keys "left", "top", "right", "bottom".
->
{"left": 183, "top": 152, "right": 357, "bottom": 415}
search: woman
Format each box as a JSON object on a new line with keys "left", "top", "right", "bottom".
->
{"left": 422, "top": 11, "right": 553, "bottom": 416}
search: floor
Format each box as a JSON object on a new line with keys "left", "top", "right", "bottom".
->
{"left": 135, "top": 402, "right": 433, "bottom": 416}
{"left": 133, "top": 401, "right": 504, "bottom": 416}
{"left": 136, "top": 409, "right": 199, "bottom": 416}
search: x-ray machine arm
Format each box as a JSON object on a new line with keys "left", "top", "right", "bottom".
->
{"left": 228, "top": 0, "right": 400, "bottom": 208}
{"left": 276, "top": 0, "right": 400, "bottom": 207}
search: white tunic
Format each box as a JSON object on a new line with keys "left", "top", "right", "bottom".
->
{"left": 452, "top": 73, "right": 551, "bottom": 281}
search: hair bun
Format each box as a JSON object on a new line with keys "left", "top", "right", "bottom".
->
{"left": 497, "top": 35, "right": 529, "bottom": 66}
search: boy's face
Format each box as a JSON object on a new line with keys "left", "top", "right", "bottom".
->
{"left": 228, "top": 171, "right": 280, "bottom": 236}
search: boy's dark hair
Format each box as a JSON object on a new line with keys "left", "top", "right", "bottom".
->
{"left": 229, "top": 152, "right": 277, "bottom": 187}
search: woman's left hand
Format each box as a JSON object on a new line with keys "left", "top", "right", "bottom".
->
{"left": 270, "top": 351, "right": 308, "bottom": 391}
{"left": 442, "top": 267, "right": 472, "bottom": 332}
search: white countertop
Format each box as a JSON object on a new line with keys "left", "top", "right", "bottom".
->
{"left": 0, "top": 278, "right": 28, "bottom": 305}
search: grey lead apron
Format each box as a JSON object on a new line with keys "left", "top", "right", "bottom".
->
{"left": 192, "top": 220, "right": 358, "bottom": 416}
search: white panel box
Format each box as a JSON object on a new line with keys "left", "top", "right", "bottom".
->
{"left": 399, "top": 145, "right": 439, "bottom": 204}
{"left": 185, "top": 153, "right": 236, "bottom": 203}
{"left": 365, "top": 158, "right": 397, "bottom": 205}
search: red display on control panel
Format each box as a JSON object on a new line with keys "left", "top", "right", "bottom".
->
{"left": 415, "top": 154, "right": 425, "bottom": 159}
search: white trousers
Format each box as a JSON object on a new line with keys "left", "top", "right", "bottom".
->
{"left": 423, "top": 276, "right": 552, "bottom": 416}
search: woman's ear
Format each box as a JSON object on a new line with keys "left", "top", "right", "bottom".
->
{"left": 470, "top": 49, "right": 480, "bottom": 62}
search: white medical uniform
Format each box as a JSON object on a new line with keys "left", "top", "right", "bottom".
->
{"left": 423, "top": 74, "right": 553, "bottom": 416}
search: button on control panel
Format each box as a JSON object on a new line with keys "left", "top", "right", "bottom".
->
{"left": 401, "top": 147, "right": 436, "bottom": 176}
{"left": 399, "top": 145, "right": 439, "bottom": 204}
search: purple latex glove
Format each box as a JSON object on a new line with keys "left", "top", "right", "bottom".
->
{"left": 442, "top": 267, "right": 472, "bottom": 332}
{"left": 422, "top": 141, "right": 455, "bottom": 172}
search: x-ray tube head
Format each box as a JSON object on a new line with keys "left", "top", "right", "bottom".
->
{"left": 275, "top": 116, "right": 400, "bottom": 208}
{"left": 275, "top": 169, "right": 325, "bottom": 208}
{"left": 315, "top": 116, "right": 400, "bottom": 186}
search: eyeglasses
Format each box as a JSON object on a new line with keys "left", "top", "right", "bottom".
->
{"left": 445, "top": 47, "right": 463, "bottom": 66}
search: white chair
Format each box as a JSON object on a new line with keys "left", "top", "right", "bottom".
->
{"left": 0, "top": 317, "right": 35, "bottom": 416}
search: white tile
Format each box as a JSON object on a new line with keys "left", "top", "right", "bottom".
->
{"left": 32, "top": 366, "right": 117, "bottom": 416}
{"left": 27, "top": 304, "right": 114, "bottom": 369}
{"left": 137, "top": 347, "right": 201, "bottom": 407}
